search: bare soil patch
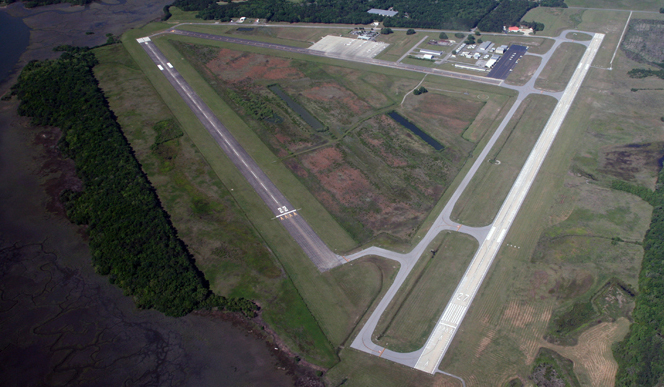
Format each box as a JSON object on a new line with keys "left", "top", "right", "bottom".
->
{"left": 599, "top": 141, "right": 664, "bottom": 183}
{"left": 286, "top": 114, "right": 450, "bottom": 241}
{"left": 205, "top": 48, "right": 304, "bottom": 83}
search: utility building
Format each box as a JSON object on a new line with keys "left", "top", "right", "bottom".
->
{"left": 367, "top": 8, "right": 398, "bottom": 17}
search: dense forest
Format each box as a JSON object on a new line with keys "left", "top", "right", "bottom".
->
{"left": 172, "top": 0, "right": 563, "bottom": 31}
{"left": 477, "top": 0, "right": 538, "bottom": 32}
{"left": 10, "top": 47, "right": 256, "bottom": 318}
{"left": 612, "top": 171, "right": 664, "bottom": 386}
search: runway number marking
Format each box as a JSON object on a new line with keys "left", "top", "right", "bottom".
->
{"left": 276, "top": 206, "right": 297, "bottom": 219}
{"left": 456, "top": 293, "right": 470, "bottom": 302}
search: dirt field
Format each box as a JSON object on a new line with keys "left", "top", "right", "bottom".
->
{"left": 173, "top": 42, "right": 499, "bottom": 243}
{"left": 286, "top": 114, "right": 451, "bottom": 241}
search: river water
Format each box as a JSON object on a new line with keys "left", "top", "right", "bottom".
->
{"left": 0, "top": 11, "right": 30, "bottom": 85}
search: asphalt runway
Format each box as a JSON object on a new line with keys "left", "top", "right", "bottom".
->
{"left": 487, "top": 44, "right": 528, "bottom": 79}
{"left": 137, "top": 37, "right": 344, "bottom": 272}
{"left": 413, "top": 33, "right": 604, "bottom": 374}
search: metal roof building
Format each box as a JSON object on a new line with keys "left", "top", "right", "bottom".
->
{"left": 367, "top": 8, "right": 399, "bottom": 17}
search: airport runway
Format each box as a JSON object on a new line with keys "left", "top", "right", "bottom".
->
{"left": 139, "top": 26, "right": 604, "bottom": 373}
{"left": 137, "top": 37, "right": 345, "bottom": 272}
{"left": 413, "top": 32, "right": 604, "bottom": 374}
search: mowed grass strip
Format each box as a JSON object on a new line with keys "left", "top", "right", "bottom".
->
{"left": 505, "top": 55, "right": 542, "bottom": 86}
{"left": 535, "top": 42, "right": 586, "bottom": 92}
{"left": 451, "top": 94, "right": 558, "bottom": 227}
{"left": 374, "top": 31, "right": 427, "bottom": 61}
{"left": 373, "top": 232, "right": 478, "bottom": 353}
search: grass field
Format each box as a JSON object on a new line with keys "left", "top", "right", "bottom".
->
{"left": 373, "top": 232, "right": 478, "bottom": 352}
{"left": 535, "top": 42, "right": 586, "bottom": 92}
{"left": 434, "top": 12, "right": 661, "bottom": 384}
{"left": 375, "top": 31, "right": 429, "bottom": 62}
{"left": 505, "top": 55, "right": 541, "bottom": 86}
{"left": 325, "top": 350, "right": 460, "bottom": 387}
{"left": 451, "top": 94, "right": 558, "bottom": 227}
{"left": 565, "top": 0, "right": 662, "bottom": 11}
{"left": 567, "top": 31, "right": 593, "bottom": 41}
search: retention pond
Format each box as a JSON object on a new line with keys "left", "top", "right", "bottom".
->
{"left": 389, "top": 111, "right": 444, "bottom": 151}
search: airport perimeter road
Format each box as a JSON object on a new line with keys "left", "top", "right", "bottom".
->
{"left": 137, "top": 37, "right": 345, "bottom": 272}
{"left": 413, "top": 32, "right": 604, "bottom": 374}
{"left": 167, "top": 29, "right": 503, "bottom": 86}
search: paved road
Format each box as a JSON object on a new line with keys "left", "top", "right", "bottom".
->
{"left": 137, "top": 37, "right": 345, "bottom": 271}
{"left": 413, "top": 32, "right": 604, "bottom": 374}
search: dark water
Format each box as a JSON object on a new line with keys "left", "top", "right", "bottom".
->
{"left": 0, "top": 11, "right": 30, "bottom": 84}
{"left": 388, "top": 111, "right": 444, "bottom": 151}
{"left": 269, "top": 84, "right": 324, "bottom": 131}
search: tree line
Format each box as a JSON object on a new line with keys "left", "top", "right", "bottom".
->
{"left": 10, "top": 47, "right": 257, "bottom": 318}
{"left": 612, "top": 171, "right": 664, "bottom": 386}
{"left": 171, "top": 0, "right": 562, "bottom": 31}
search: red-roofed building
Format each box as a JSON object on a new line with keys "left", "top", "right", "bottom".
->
{"left": 508, "top": 26, "right": 520, "bottom": 32}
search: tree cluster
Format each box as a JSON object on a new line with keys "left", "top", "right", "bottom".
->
{"left": 11, "top": 48, "right": 257, "bottom": 318}
{"left": 612, "top": 170, "right": 664, "bottom": 386}
{"left": 519, "top": 20, "right": 545, "bottom": 31}
{"left": 413, "top": 86, "right": 428, "bottom": 95}
{"left": 477, "top": 0, "right": 538, "bottom": 32}
{"left": 173, "top": 0, "right": 519, "bottom": 31}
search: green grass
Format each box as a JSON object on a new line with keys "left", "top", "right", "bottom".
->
{"left": 324, "top": 349, "right": 457, "bottom": 387}
{"left": 93, "top": 42, "right": 342, "bottom": 365}
{"left": 374, "top": 31, "right": 428, "bottom": 61}
{"left": 535, "top": 42, "right": 586, "bottom": 92}
{"left": 373, "top": 232, "right": 478, "bottom": 352}
{"left": 435, "top": 15, "right": 657, "bottom": 382}
{"left": 565, "top": 0, "right": 662, "bottom": 11}
{"left": 566, "top": 31, "right": 593, "bottom": 41}
{"left": 167, "top": 6, "right": 203, "bottom": 22}
{"left": 120, "top": 27, "right": 367, "bottom": 362}
{"left": 451, "top": 94, "right": 558, "bottom": 227}
{"left": 505, "top": 54, "right": 542, "bottom": 86}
